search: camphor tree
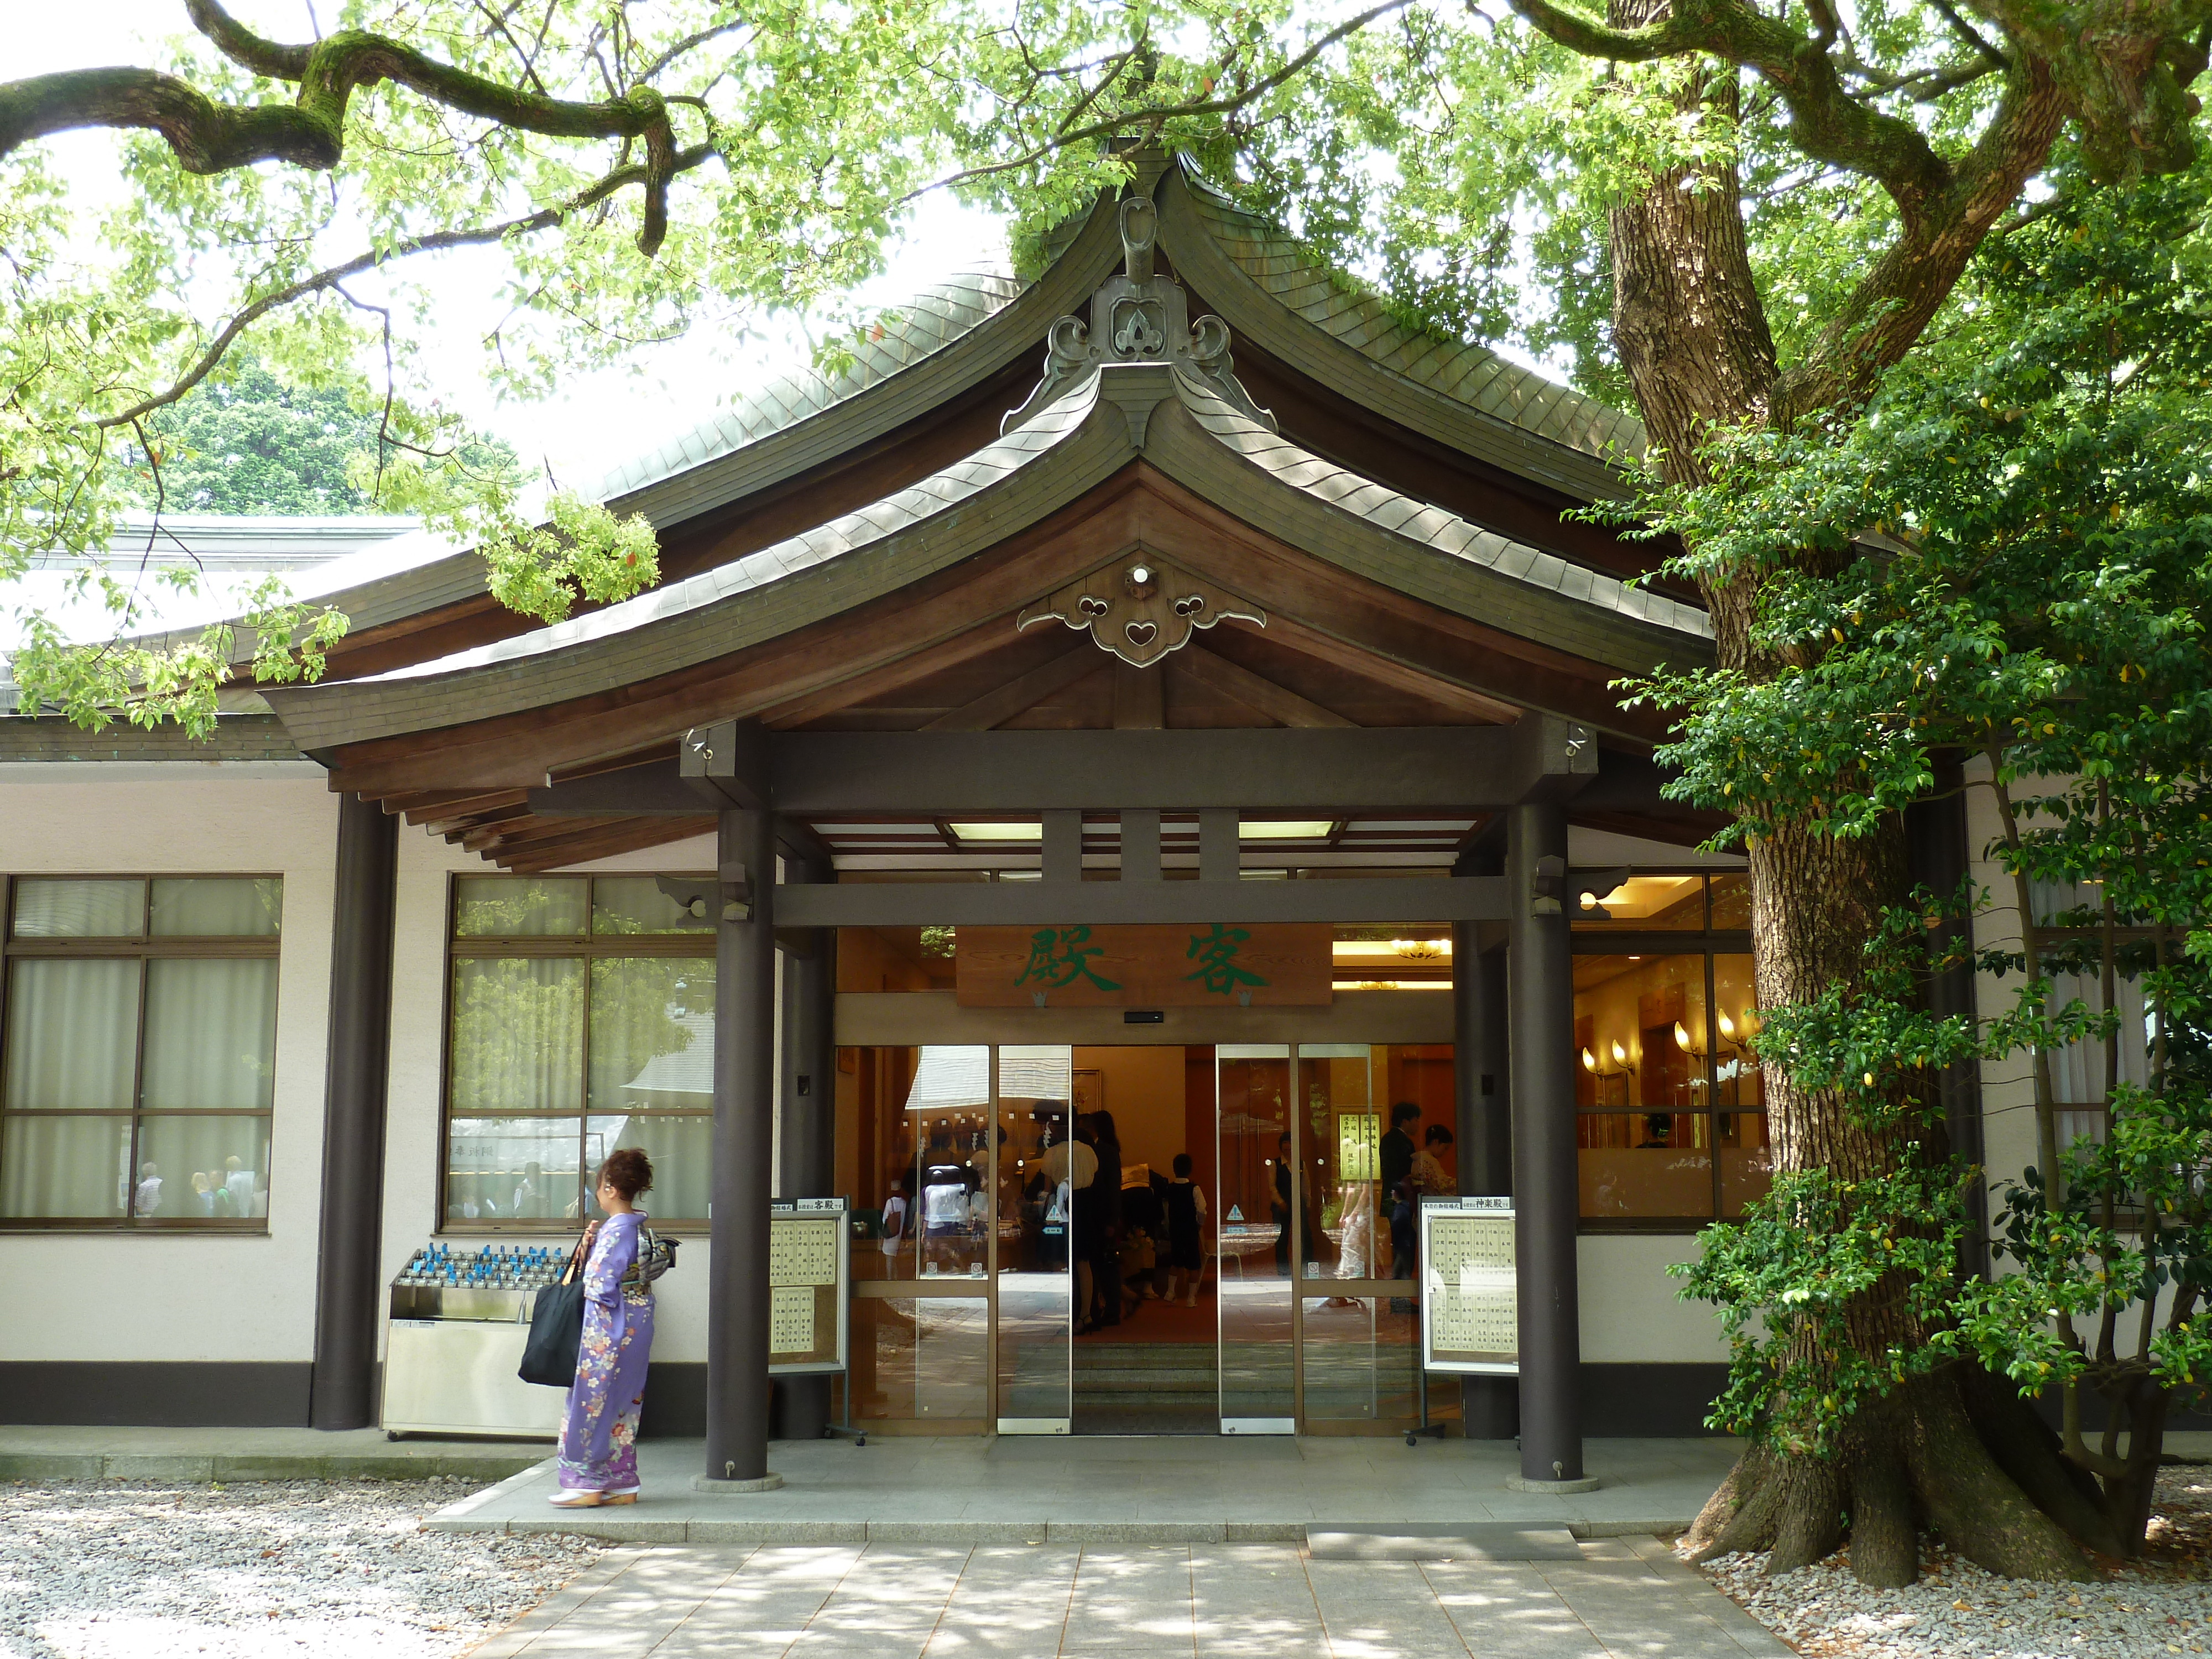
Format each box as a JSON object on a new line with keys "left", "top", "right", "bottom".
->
{"left": 7, "top": 0, "right": 2210, "bottom": 1575}
{"left": 1637, "top": 159, "right": 2212, "bottom": 1577}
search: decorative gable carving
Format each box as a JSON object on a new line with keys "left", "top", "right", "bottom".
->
{"left": 1017, "top": 555, "right": 1265, "bottom": 667}
{"left": 1003, "top": 196, "right": 1277, "bottom": 438}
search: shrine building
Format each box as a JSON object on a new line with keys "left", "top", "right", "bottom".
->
{"left": 0, "top": 156, "right": 1999, "bottom": 1488}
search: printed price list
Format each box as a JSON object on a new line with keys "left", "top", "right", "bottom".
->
{"left": 1424, "top": 1212, "right": 1516, "bottom": 1360}
{"left": 771, "top": 1216, "right": 841, "bottom": 1287}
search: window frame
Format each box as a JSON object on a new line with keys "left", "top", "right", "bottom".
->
{"left": 0, "top": 873, "right": 284, "bottom": 1234}
{"left": 438, "top": 872, "right": 716, "bottom": 1238}
{"left": 1571, "top": 868, "right": 1759, "bottom": 1235}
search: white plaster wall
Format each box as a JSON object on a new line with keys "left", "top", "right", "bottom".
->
{"left": 1577, "top": 1234, "right": 1729, "bottom": 1363}
{"left": 0, "top": 771, "right": 337, "bottom": 1360}
{"left": 377, "top": 829, "right": 719, "bottom": 1366}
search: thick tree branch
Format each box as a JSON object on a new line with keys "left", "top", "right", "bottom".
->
{"left": 3, "top": 0, "right": 688, "bottom": 254}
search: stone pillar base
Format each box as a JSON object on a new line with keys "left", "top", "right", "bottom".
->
{"left": 1505, "top": 1475, "right": 1600, "bottom": 1495}
{"left": 692, "top": 1472, "right": 786, "bottom": 1494}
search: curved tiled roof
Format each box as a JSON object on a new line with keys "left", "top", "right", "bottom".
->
{"left": 1170, "top": 374, "right": 1699, "bottom": 641}
{"left": 596, "top": 272, "right": 1029, "bottom": 502}
{"left": 1174, "top": 166, "right": 1645, "bottom": 466}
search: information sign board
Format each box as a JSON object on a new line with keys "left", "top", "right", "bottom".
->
{"left": 1418, "top": 1196, "right": 1517, "bottom": 1375}
{"left": 769, "top": 1196, "right": 850, "bottom": 1375}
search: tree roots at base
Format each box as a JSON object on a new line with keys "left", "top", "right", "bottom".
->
{"left": 1682, "top": 1370, "right": 2101, "bottom": 1586}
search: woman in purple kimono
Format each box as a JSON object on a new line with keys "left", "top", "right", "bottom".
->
{"left": 549, "top": 1149, "right": 656, "bottom": 1508}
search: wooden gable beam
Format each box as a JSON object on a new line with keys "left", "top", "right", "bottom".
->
{"left": 919, "top": 645, "right": 1106, "bottom": 732}
{"left": 1171, "top": 643, "right": 1354, "bottom": 727}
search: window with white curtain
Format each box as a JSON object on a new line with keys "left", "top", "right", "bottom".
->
{"left": 444, "top": 874, "right": 716, "bottom": 1231}
{"left": 1, "top": 877, "right": 282, "bottom": 1228}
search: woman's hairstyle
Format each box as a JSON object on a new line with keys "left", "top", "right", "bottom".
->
{"left": 1425, "top": 1124, "right": 1454, "bottom": 1146}
{"left": 597, "top": 1147, "right": 655, "bottom": 1199}
{"left": 1091, "top": 1109, "right": 1118, "bottom": 1144}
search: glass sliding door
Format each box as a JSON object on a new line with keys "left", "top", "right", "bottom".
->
{"left": 1216, "top": 1045, "right": 1294, "bottom": 1432}
{"left": 994, "top": 1045, "right": 1074, "bottom": 1432}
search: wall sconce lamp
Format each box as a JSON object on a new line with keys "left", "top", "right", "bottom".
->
{"left": 1581, "top": 1040, "right": 1637, "bottom": 1078}
{"left": 1673, "top": 1019, "right": 1708, "bottom": 1057}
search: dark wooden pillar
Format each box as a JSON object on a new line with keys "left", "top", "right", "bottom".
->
{"left": 1453, "top": 916, "right": 1519, "bottom": 1439}
{"left": 310, "top": 793, "right": 399, "bottom": 1429}
{"left": 1453, "top": 925, "right": 1512, "bottom": 1199}
{"left": 776, "top": 853, "right": 837, "bottom": 1439}
{"left": 1507, "top": 801, "right": 1585, "bottom": 1484}
{"left": 707, "top": 808, "right": 778, "bottom": 1483}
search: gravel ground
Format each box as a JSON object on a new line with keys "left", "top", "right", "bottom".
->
{"left": 1697, "top": 1465, "right": 2212, "bottom": 1657}
{"left": 0, "top": 1478, "right": 603, "bottom": 1659}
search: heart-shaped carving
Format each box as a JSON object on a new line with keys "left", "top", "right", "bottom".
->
{"left": 1124, "top": 620, "right": 1158, "bottom": 649}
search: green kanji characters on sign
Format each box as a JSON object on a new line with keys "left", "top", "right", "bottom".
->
{"left": 1015, "top": 925, "right": 1120, "bottom": 992}
{"left": 1185, "top": 923, "right": 1269, "bottom": 995}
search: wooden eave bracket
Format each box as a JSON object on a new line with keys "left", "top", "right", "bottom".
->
{"left": 678, "top": 718, "right": 770, "bottom": 810}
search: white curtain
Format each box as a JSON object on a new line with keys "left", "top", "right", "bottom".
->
{"left": 4, "top": 958, "right": 139, "bottom": 1109}
{"left": 141, "top": 959, "right": 279, "bottom": 1110}
{"left": 904, "top": 1045, "right": 992, "bottom": 1112}
{"left": 1, "top": 1117, "right": 128, "bottom": 1218}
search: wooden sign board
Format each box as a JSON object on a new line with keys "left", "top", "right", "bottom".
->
{"left": 769, "top": 1196, "right": 849, "bottom": 1375}
{"left": 955, "top": 923, "right": 1332, "bottom": 1008}
{"left": 1420, "top": 1196, "right": 1518, "bottom": 1375}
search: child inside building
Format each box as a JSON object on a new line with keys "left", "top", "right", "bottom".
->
{"left": 1163, "top": 1152, "right": 1209, "bottom": 1307}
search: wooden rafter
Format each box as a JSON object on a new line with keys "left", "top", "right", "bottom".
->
{"left": 919, "top": 645, "right": 1107, "bottom": 732}
{"left": 1171, "top": 643, "right": 1354, "bottom": 728}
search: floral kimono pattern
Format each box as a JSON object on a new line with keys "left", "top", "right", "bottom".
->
{"left": 557, "top": 1210, "right": 655, "bottom": 1493}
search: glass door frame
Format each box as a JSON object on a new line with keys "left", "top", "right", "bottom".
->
{"left": 1215, "top": 1042, "right": 1297, "bottom": 1434}
{"left": 992, "top": 1045, "right": 1074, "bottom": 1434}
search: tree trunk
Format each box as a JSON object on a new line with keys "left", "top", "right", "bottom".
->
{"left": 1602, "top": 0, "right": 2100, "bottom": 1586}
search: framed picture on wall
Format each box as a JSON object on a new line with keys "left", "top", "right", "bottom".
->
{"left": 1072, "top": 1070, "right": 1105, "bottom": 1118}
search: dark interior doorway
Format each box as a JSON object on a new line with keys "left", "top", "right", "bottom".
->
{"left": 1070, "top": 1046, "right": 1219, "bottom": 1433}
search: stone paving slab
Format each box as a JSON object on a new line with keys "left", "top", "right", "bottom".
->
{"left": 1308, "top": 1523, "right": 1583, "bottom": 1561}
{"left": 0, "top": 1422, "right": 551, "bottom": 1482}
{"left": 430, "top": 1435, "right": 1743, "bottom": 1547}
{"left": 471, "top": 1535, "right": 1796, "bottom": 1658}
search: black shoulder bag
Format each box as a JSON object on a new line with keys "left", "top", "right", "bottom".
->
{"left": 518, "top": 1233, "right": 589, "bottom": 1389}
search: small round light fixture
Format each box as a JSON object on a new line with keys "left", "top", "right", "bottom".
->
{"left": 1124, "top": 562, "right": 1158, "bottom": 598}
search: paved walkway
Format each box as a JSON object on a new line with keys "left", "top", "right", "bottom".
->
{"left": 472, "top": 1537, "right": 1792, "bottom": 1658}
{"left": 434, "top": 1436, "right": 1742, "bottom": 1544}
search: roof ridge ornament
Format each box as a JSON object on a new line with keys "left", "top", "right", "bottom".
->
{"left": 1002, "top": 196, "right": 1277, "bottom": 439}
{"left": 1017, "top": 554, "right": 1265, "bottom": 668}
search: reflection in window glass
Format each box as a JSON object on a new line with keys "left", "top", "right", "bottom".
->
{"left": 588, "top": 959, "right": 713, "bottom": 1110}
{"left": 1301, "top": 1296, "right": 1419, "bottom": 1425}
{"left": 1712, "top": 954, "right": 1770, "bottom": 1215}
{"left": 848, "top": 1295, "right": 990, "bottom": 1423}
{"left": 137, "top": 1116, "right": 271, "bottom": 1219}
{"left": 449, "top": 958, "right": 584, "bottom": 1116}
{"left": 9, "top": 878, "right": 145, "bottom": 938}
{"left": 591, "top": 875, "right": 714, "bottom": 936}
{"left": 446, "top": 1117, "right": 585, "bottom": 1223}
{"left": 1574, "top": 953, "right": 1715, "bottom": 1220}
{"left": 453, "top": 877, "right": 588, "bottom": 937}
{"left": 1572, "top": 874, "right": 1706, "bottom": 931}
{"left": 1709, "top": 873, "right": 1751, "bottom": 930}
{"left": 149, "top": 878, "right": 283, "bottom": 936}
{"left": 584, "top": 1113, "right": 711, "bottom": 1222}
